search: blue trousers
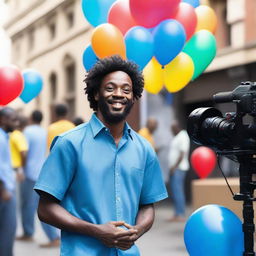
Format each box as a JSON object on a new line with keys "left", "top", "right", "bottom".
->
{"left": 0, "top": 192, "right": 16, "bottom": 256}
{"left": 169, "top": 169, "right": 186, "bottom": 217}
{"left": 20, "top": 178, "right": 59, "bottom": 241}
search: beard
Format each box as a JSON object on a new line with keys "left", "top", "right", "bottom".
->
{"left": 97, "top": 95, "right": 134, "bottom": 124}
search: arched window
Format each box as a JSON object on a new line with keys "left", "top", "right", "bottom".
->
{"left": 49, "top": 72, "right": 58, "bottom": 122}
{"left": 63, "top": 54, "right": 76, "bottom": 118}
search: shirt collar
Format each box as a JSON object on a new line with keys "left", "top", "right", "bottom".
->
{"left": 89, "top": 113, "right": 133, "bottom": 139}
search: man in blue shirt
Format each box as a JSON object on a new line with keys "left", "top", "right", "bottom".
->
{"left": 18, "top": 110, "right": 60, "bottom": 246}
{"left": 0, "top": 107, "right": 18, "bottom": 256}
{"left": 35, "top": 56, "right": 168, "bottom": 256}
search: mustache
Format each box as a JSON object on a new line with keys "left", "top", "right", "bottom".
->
{"left": 107, "top": 98, "right": 128, "bottom": 105}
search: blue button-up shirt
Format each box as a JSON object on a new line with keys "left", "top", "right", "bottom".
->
{"left": 0, "top": 128, "right": 15, "bottom": 192}
{"left": 24, "top": 125, "right": 47, "bottom": 181}
{"left": 35, "top": 114, "right": 167, "bottom": 256}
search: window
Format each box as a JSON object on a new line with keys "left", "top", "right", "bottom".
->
{"left": 49, "top": 72, "right": 57, "bottom": 101}
{"left": 28, "top": 28, "right": 35, "bottom": 50}
{"left": 49, "top": 22, "right": 56, "bottom": 40}
{"left": 63, "top": 54, "right": 76, "bottom": 118}
{"left": 66, "top": 11, "right": 74, "bottom": 29}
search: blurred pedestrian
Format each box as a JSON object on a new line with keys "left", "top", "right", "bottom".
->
{"left": 168, "top": 120, "right": 190, "bottom": 222}
{"left": 9, "top": 115, "right": 28, "bottom": 182}
{"left": 47, "top": 104, "right": 75, "bottom": 149}
{"left": 72, "top": 117, "right": 84, "bottom": 126}
{"left": 35, "top": 56, "right": 167, "bottom": 255}
{"left": 0, "top": 107, "right": 18, "bottom": 256}
{"left": 17, "top": 110, "right": 60, "bottom": 247}
{"left": 138, "top": 118, "right": 158, "bottom": 150}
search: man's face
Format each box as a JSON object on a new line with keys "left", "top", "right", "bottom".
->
{"left": 95, "top": 71, "right": 134, "bottom": 124}
{"left": 2, "top": 112, "right": 18, "bottom": 133}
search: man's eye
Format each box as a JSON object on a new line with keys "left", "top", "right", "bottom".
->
{"left": 123, "top": 88, "right": 131, "bottom": 93}
{"left": 106, "top": 87, "right": 114, "bottom": 91}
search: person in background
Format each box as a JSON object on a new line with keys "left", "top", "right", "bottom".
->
{"left": 0, "top": 107, "right": 18, "bottom": 256}
{"left": 34, "top": 56, "right": 167, "bottom": 255}
{"left": 17, "top": 110, "right": 60, "bottom": 247}
{"left": 47, "top": 104, "right": 75, "bottom": 149}
{"left": 138, "top": 118, "right": 158, "bottom": 150}
{"left": 168, "top": 120, "right": 190, "bottom": 222}
{"left": 72, "top": 117, "right": 84, "bottom": 126}
{"left": 9, "top": 115, "right": 28, "bottom": 182}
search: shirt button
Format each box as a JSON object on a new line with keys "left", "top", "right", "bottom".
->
{"left": 116, "top": 197, "right": 120, "bottom": 202}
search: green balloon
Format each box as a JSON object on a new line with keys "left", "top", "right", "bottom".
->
{"left": 183, "top": 30, "right": 216, "bottom": 80}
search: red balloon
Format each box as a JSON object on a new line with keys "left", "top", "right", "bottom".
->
{"left": 174, "top": 3, "right": 197, "bottom": 41}
{"left": 129, "top": 0, "right": 180, "bottom": 28}
{"left": 0, "top": 65, "right": 24, "bottom": 106}
{"left": 108, "top": 0, "right": 137, "bottom": 35}
{"left": 190, "top": 146, "right": 216, "bottom": 179}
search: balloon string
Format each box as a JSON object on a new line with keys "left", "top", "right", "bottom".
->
{"left": 217, "top": 155, "right": 235, "bottom": 197}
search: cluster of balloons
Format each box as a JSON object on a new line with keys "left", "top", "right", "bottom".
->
{"left": 184, "top": 204, "right": 244, "bottom": 255}
{"left": 190, "top": 146, "right": 216, "bottom": 178}
{"left": 0, "top": 65, "right": 43, "bottom": 106}
{"left": 81, "top": 0, "right": 217, "bottom": 94}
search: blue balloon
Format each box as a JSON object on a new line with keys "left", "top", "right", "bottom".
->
{"left": 153, "top": 19, "right": 186, "bottom": 66}
{"left": 81, "top": 0, "right": 116, "bottom": 27}
{"left": 82, "top": 45, "right": 98, "bottom": 71}
{"left": 20, "top": 70, "right": 43, "bottom": 103}
{"left": 125, "top": 26, "right": 154, "bottom": 70}
{"left": 184, "top": 205, "right": 244, "bottom": 256}
{"left": 182, "top": 0, "right": 200, "bottom": 8}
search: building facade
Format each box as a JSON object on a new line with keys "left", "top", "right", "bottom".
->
{"left": 5, "top": 0, "right": 96, "bottom": 127}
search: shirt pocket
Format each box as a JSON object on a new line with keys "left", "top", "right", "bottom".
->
{"left": 130, "top": 167, "right": 144, "bottom": 188}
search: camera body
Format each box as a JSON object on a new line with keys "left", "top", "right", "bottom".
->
{"left": 187, "top": 81, "right": 256, "bottom": 152}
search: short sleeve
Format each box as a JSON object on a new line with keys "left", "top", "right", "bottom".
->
{"left": 14, "top": 132, "right": 28, "bottom": 152}
{"left": 139, "top": 151, "right": 168, "bottom": 205}
{"left": 34, "top": 136, "right": 77, "bottom": 201}
{"left": 179, "top": 132, "right": 190, "bottom": 153}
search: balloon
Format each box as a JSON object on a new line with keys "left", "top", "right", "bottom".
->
{"left": 153, "top": 19, "right": 186, "bottom": 66}
{"left": 143, "top": 58, "right": 164, "bottom": 94}
{"left": 190, "top": 146, "right": 216, "bottom": 178}
{"left": 195, "top": 5, "right": 217, "bottom": 33}
{"left": 184, "top": 205, "right": 244, "bottom": 256}
{"left": 0, "top": 65, "right": 23, "bottom": 106}
{"left": 182, "top": 0, "right": 200, "bottom": 8}
{"left": 125, "top": 26, "right": 154, "bottom": 70}
{"left": 108, "top": 0, "right": 137, "bottom": 35}
{"left": 20, "top": 69, "right": 43, "bottom": 103}
{"left": 129, "top": 0, "right": 180, "bottom": 28}
{"left": 91, "top": 23, "right": 126, "bottom": 59}
{"left": 164, "top": 52, "right": 194, "bottom": 93}
{"left": 82, "top": 45, "right": 98, "bottom": 71}
{"left": 173, "top": 3, "right": 197, "bottom": 41}
{"left": 81, "top": 0, "right": 116, "bottom": 27}
{"left": 183, "top": 30, "right": 216, "bottom": 80}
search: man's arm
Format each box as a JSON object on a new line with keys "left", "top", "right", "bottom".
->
{"left": 37, "top": 191, "right": 138, "bottom": 249}
{"left": 117, "top": 204, "right": 155, "bottom": 249}
{"left": 170, "top": 151, "right": 184, "bottom": 175}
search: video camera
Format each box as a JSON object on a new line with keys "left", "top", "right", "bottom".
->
{"left": 187, "top": 81, "right": 256, "bottom": 255}
{"left": 187, "top": 81, "right": 256, "bottom": 152}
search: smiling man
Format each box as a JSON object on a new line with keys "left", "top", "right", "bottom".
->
{"left": 34, "top": 56, "right": 168, "bottom": 256}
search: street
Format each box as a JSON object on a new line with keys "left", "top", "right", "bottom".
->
{"left": 15, "top": 200, "right": 189, "bottom": 256}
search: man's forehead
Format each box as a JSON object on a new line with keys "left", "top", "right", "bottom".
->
{"left": 102, "top": 71, "right": 132, "bottom": 84}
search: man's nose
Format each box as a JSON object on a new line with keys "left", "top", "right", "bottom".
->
{"left": 113, "top": 88, "right": 124, "bottom": 97}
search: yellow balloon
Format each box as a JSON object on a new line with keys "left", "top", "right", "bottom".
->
{"left": 195, "top": 5, "right": 217, "bottom": 33}
{"left": 143, "top": 58, "right": 164, "bottom": 94}
{"left": 163, "top": 52, "right": 194, "bottom": 93}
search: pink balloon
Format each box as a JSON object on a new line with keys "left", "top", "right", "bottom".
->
{"left": 108, "top": 0, "right": 137, "bottom": 35}
{"left": 190, "top": 146, "right": 216, "bottom": 179}
{"left": 174, "top": 2, "right": 197, "bottom": 41}
{"left": 129, "top": 0, "right": 181, "bottom": 28}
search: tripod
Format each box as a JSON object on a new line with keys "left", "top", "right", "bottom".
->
{"left": 227, "top": 153, "right": 256, "bottom": 256}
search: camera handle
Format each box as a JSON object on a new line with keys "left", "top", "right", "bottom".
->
{"left": 233, "top": 155, "right": 256, "bottom": 256}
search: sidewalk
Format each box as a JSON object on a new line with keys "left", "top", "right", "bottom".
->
{"left": 14, "top": 201, "right": 189, "bottom": 256}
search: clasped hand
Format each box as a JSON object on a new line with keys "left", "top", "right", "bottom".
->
{"left": 97, "top": 221, "right": 139, "bottom": 251}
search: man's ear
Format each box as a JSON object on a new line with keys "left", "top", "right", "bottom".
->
{"left": 94, "top": 92, "right": 99, "bottom": 101}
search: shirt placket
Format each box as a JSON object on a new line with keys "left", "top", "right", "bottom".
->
{"left": 115, "top": 154, "right": 122, "bottom": 221}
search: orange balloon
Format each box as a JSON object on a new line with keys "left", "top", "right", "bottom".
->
{"left": 195, "top": 5, "right": 217, "bottom": 33}
{"left": 91, "top": 23, "right": 126, "bottom": 59}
